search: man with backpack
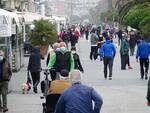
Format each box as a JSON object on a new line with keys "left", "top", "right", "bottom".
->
{"left": 48, "top": 42, "right": 74, "bottom": 77}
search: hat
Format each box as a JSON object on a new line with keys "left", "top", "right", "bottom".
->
{"left": 71, "top": 46, "right": 76, "bottom": 51}
{"left": 106, "top": 37, "right": 110, "bottom": 40}
{"left": 60, "top": 69, "right": 69, "bottom": 77}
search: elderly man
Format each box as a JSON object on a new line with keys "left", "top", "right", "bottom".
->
{"left": 48, "top": 69, "right": 70, "bottom": 94}
{"left": 55, "top": 70, "right": 103, "bottom": 113}
{"left": 46, "top": 42, "right": 60, "bottom": 80}
{"left": 48, "top": 42, "right": 74, "bottom": 74}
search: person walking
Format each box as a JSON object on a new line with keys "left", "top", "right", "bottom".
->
{"left": 100, "top": 37, "right": 116, "bottom": 80}
{"left": 28, "top": 47, "right": 43, "bottom": 93}
{"left": 89, "top": 29, "right": 99, "bottom": 60}
{"left": 85, "top": 26, "right": 89, "bottom": 40}
{"left": 118, "top": 29, "right": 123, "bottom": 46}
{"left": 71, "top": 47, "right": 84, "bottom": 73}
{"left": 46, "top": 43, "right": 60, "bottom": 81}
{"left": 129, "top": 30, "right": 137, "bottom": 56}
{"left": 48, "top": 42, "right": 74, "bottom": 75}
{"left": 0, "top": 50, "right": 12, "bottom": 112}
{"left": 136, "top": 39, "right": 150, "bottom": 80}
{"left": 70, "top": 29, "right": 78, "bottom": 47}
{"left": 120, "top": 34, "right": 133, "bottom": 70}
{"left": 55, "top": 70, "right": 103, "bottom": 113}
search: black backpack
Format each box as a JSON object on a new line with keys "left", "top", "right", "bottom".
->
{"left": 54, "top": 51, "right": 71, "bottom": 73}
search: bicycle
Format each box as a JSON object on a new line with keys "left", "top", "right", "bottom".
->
{"left": 41, "top": 69, "right": 51, "bottom": 97}
{"left": 40, "top": 69, "right": 60, "bottom": 113}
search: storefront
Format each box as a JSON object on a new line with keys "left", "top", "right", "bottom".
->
{"left": 0, "top": 9, "right": 24, "bottom": 71}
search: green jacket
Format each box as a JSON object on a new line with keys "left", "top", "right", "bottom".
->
{"left": 120, "top": 38, "right": 129, "bottom": 55}
{"left": 48, "top": 48, "right": 74, "bottom": 71}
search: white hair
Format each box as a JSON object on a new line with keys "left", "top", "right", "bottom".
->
{"left": 69, "top": 70, "right": 82, "bottom": 84}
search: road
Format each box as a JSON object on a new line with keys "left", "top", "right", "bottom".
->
{"left": 7, "top": 38, "right": 149, "bottom": 113}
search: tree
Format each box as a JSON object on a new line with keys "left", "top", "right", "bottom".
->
{"left": 100, "top": 9, "right": 118, "bottom": 23}
{"left": 29, "top": 19, "right": 57, "bottom": 46}
{"left": 123, "top": 4, "right": 150, "bottom": 29}
{"left": 123, "top": 3, "right": 150, "bottom": 38}
{"left": 139, "top": 16, "right": 150, "bottom": 38}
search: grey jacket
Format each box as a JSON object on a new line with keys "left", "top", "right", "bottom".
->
{"left": 90, "top": 33, "right": 98, "bottom": 46}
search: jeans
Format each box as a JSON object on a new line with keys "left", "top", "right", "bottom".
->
{"left": 30, "top": 72, "right": 40, "bottom": 90}
{"left": 139, "top": 58, "right": 149, "bottom": 78}
{"left": 0, "top": 81, "right": 8, "bottom": 108}
{"left": 103, "top": 57, "right": 114, "bottom": 78}
{"left": 90, "top": 46, "right": 98, "bottom": 60}
{"left": 120, "top": 54, "right": 130, "bottom": 69}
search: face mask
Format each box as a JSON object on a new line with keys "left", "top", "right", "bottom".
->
{"left": 60, "top": 47, "right": 66, "bottom": 51}
{"left": 71, "top": 51, "right": 76, "bottom": 54}
{"left": 122, "top": 34, "right": 125, "bottom": 37}
{"left": 56, "top": 48, "right": 60, "bottom": 51}
{"left": 0, "top": 56, "right": 4, "bottom": 61}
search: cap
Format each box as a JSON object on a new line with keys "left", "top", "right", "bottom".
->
{"left": 60, "top": 69, "right": 69, "bottom": 77}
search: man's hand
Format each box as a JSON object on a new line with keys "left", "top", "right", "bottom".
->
{"left": 100, "top": 57, "right": 103, "bottom": 61}
{"left": 147, "top": 102, "right": 150, "bottom": 106}
{"left": 136, "top": 59, "right": 138, "bottom": 63}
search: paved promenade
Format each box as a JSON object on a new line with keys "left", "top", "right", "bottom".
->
{"left": 7, "top": 38, "right": 149, "bottom": 113}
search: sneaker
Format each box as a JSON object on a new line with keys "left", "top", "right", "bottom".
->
{"left": 33, "top": 87, "right": 38, "bottom": 93}
{"left": 0, "top": 107, "right": 3, "bottom": 112}
{"left": 3, "top": 107, "right": 8, "bottom": 112}
{"left": 109, "top": 77, "right": 112, "bottom": 80}
{"left": 145, "top": 76, "right": 148, "bottom": 80}
{"left": 141, "top": 77, "right": 144, "bottom": 80}
{"left": 128, "top": 66, "right": 133, "bottom": 69}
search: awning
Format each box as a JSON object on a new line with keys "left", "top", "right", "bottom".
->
{"left": 16, "top": 12, "right": 43, "bottom": 24}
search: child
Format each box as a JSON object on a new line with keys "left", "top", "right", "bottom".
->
{"left": 71, "top": 47, "right": 84, "bottom": 73}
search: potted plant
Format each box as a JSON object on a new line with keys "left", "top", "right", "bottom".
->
{"left": 29, "top": 19, "right": 57, "bottom": 56}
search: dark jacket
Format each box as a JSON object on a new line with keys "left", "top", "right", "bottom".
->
{"left": 129, "top": 35, "right": 137, "bottom": 47}
{"left": 136, "top": 41, "right": 150, "bottom": 59}
{"left": 72, "top": 53, "right": 84, "bottom": 72}
{"left": 28, "top": 48, "right": 42, "bottom": 72}
{"left": 0, "top": 58, "right": 12, "bottom": 82}
{"left": 55, "top": 83, "right": 103, "bottom": 113}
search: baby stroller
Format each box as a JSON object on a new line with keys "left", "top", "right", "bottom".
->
{"left": 42, "top": 94, "right": 61, "bottom": 113}
{"left": 40, "top": 69, "right": 60, "bottom": 113}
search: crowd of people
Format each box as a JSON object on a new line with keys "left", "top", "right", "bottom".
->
{"left": 1, "top": 23, "right": 150, "bottom": 113}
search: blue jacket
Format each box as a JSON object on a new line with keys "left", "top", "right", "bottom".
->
{"left": 136, "top": 41, "right": 150, "bottom": 59}
{"left": 100, "top": 40, "right": 116, "bottom": 58}
{"left": 55, "top": 83, "right": 103, "bottom": 113}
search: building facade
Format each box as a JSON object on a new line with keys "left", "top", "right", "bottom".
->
{"left": 0, "top": 0, "right": 38, "bottom": 12}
